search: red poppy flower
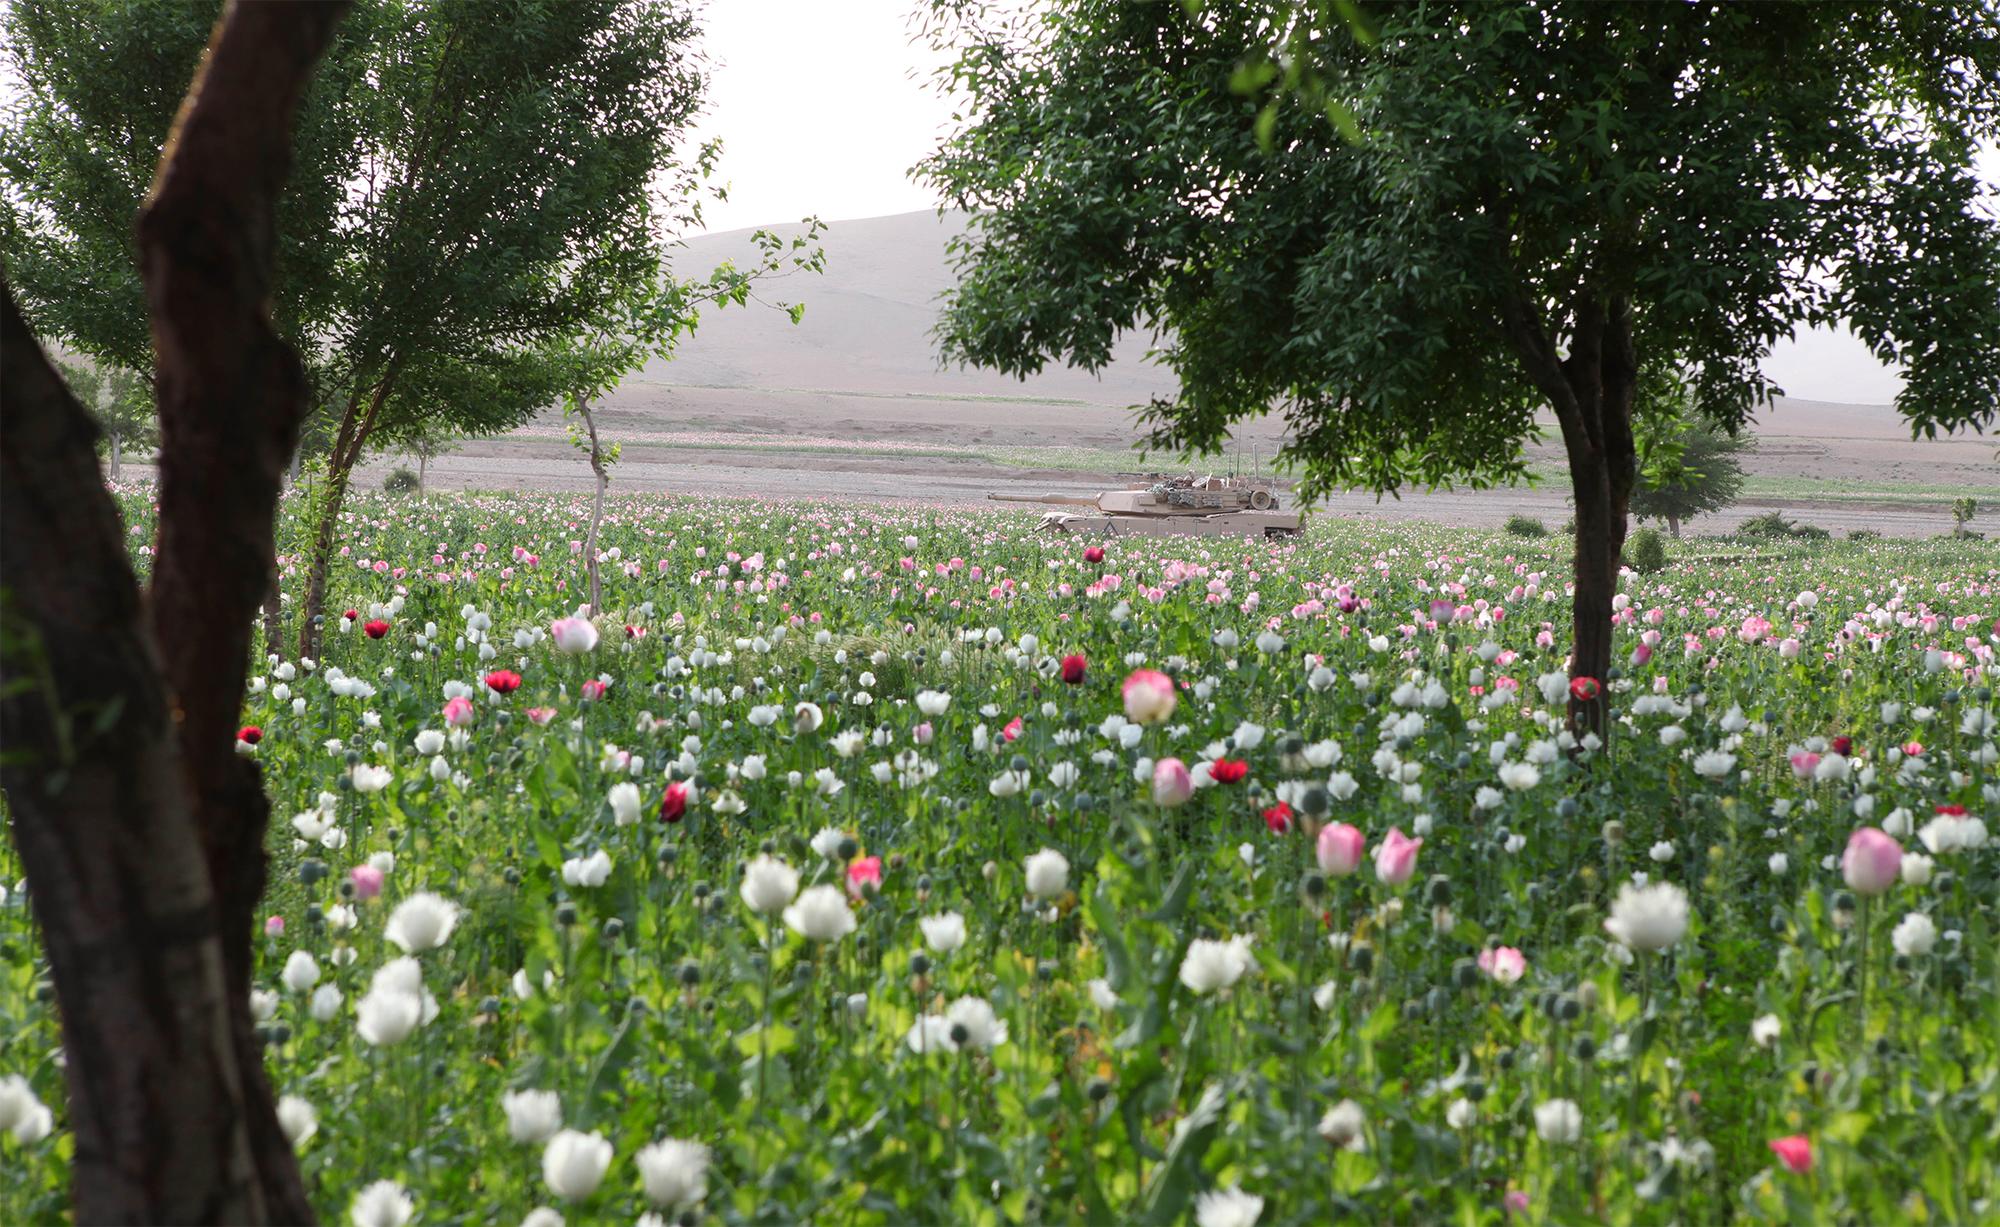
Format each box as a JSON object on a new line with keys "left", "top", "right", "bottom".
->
{"left": 1935, "top": 803, "right": 1968, "bottom": 816}
{"left": 342, "top": 609, "right": 359, "bottom": 622}
{"left": 1002, "top": 716, "right": 1024, "bottom": 742}
{"left": 1768, "top": 1135, "right": 1812, "bottom": 1174}
{"left": 580, "top": 679, "right": 609, "bottom": 702}
{"left": 484, "top": 669, "right": 523, "bottom": 694}
{"left": 364, "top": 619, "right": 390, "bottom": 639}
{"left": 1060, "top": 653, "right": 1087, "bottom": 685}
{"left": 1210, "top": 758, "right": 1249, "bottom": 784}
{"left": 1083, "top": 546, "right": 1105, "bottom": 564}
{"left": 1261, "top": 801, "right": 1293, "bottom": 834}
{"left": 846, "top": 855, "right": 883, "bottom": 896}
{"left": 1569, "top": 676, "right": 1601, "bottom": 702}
{"left": 625, "top": 624, "right": 645, "bottom": 639}
{"left": 238, "top": 725, "right": 263, "bottom": 744}
{"left": 1830, "top": 736, "right": 1852, "bottom": 756}
{"left": 659, "top": 781, "right": 689, "bottom": 823}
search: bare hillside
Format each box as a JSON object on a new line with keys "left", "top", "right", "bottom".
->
{"left": 315, "top": 209, "right": 1995, "bottom": 538}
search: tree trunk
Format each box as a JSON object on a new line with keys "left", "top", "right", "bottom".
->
{"left": 109, "top": 428, "right": 123, "bottom": 481}
{"left": 1667, "top": 514, "right": 1681, "bottom": 539}
{"left": 418, "top": 449, "right": 427, "bottom": 497}
{"left": 4, "top": 284, "right": 269, "bottom": 1225}
{"left": 262, "top": 566, "right": 286, "bottom": 660}
{"left": 578, "top": 395, "right": 608, "bottom": 613}
{"left": 296, "top": 375, "right": 391, "bottom": 659}
{"left": 0, "top": 6, "right": 342, "bottom": 1220}
{"left": 137, "top": 2, "right": 347, "bottom": 1219}
{"left": 1501, "top": 287, "right": 1638, "bottom": 736}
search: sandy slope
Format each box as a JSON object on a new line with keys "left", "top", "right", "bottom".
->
{"left": 147, "top": 211, "right": 2000, "bottom": 538}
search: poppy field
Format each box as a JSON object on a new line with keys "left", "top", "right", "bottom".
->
{"left": 2, "top": 487, "right": 1996, "bottom": 1226}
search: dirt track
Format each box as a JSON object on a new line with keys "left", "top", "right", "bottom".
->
{"left": 122, "top": 384, "right": 1996, "bottom": 539}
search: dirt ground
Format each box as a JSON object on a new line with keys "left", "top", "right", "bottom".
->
{"left": 121, "top": 383, "right": 1994, "bottom": 538}
{"left": 315, "top": 384, "right": 1993, "bottom": 539}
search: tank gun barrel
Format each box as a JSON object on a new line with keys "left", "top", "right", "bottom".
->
{"left": 987, "top": 493, "right": 1101, "bottom": 506}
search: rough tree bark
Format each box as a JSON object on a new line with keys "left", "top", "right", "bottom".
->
{"left": 296, "top": 373, "right": 393, "bottom": 659}
{"left": 3, "top": 286, "right": 267, "bottom": 1223}
{"left": 138, "top": 5, "right": 352, "bottom": 1219}
{"left": 1502, "top": 287, "right": 1638, "bottom": 735}
{"left": 578, "top": 395, "right": 609, "bottom": 614}
{"left": 0, "top": 2, "right": 347, "bottom": 1220}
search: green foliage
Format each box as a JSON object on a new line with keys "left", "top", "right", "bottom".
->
{"left": 1848, "top": 528, "right": 1882, "bottom": 542}
{"left": 1633, "top": 415, "right": 1753, "bottom": 530}
{"left": 1, "top": 0, "right": 722, "bottom": 456}
{"left": 1736, "top": 511, "right": 1830, "bottom": 542}
{"left": 917, "top": 1, "right": 2000, "bottom": 501}
{"left": 53, "top": 359, "right": 155, "bottom": 457}
{"left": 1952, "top": 497, "right": 1979, "bottom": 528}
{"left": 12, "top": 484, "right": 1987, "bottom": 1225}
{"left": 1503, "top": 514, "right": 1547, "bottom": 538}
{"left": 1624, "top": 526, "right": 1667, "bottom": 574}
{"left": 382, "top": 467, "right": 420, "bottom": 495}
{"left": 1734, "top": 512, "right": 1793, "bottom": 540}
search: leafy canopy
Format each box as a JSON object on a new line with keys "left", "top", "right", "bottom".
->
{"left": 918, "top": 1, "right": 2000, "bottom": 503}
{"left": 53, "top": 359, "right": 155, "bottom": 457}
{"left": 1, "top": 0, "right": 722, "bottom": 451}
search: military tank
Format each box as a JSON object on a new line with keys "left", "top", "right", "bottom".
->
{"left": 988, "top": 474, "right": 1302, "bottom": 539}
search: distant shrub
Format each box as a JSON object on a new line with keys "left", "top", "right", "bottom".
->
{"left": 1735, "top": 511, "right": 1793, "bottom": 539}
{"left": 1625, "top": 527, "right": 1668, "bottom": 574}
{"left": 1733, "top": 511, "right": 1827, "bottom": 541}
{"left": 383, "top": 467, "right": 420, "bottom": 494}
{"left": 1504, "top": 514, "right": 1547, "bottom": 538}
{"left": 1848, "top": 528, "right": 1882, "bottom": 542}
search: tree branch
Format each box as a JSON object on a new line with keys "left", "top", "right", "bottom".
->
{"left": 135, "top": 3, "right": 350, "bottom": 1220}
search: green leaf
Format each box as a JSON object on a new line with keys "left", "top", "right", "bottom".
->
{"left": 1088, "top": 880, "right": 1136, "bottom": 991}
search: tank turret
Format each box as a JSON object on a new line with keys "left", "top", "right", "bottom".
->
{"left": 988, "top": 474, "right": 1301, "bottom": 538}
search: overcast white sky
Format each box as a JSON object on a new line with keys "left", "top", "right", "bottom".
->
{"left": 684, "top": 0, "right": 950, "bottom": 236}
{"left": 684, "top": 1, "right": 2000, "bottom": 405}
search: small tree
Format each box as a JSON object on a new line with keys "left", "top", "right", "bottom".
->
{"left": 3, "top": 0, "right": 725, "bottom": 658}
{"left": 1953, "top": 497, "right": 1980, "bottom": 536}
{"left": 1631, "top": 368, "right": 1753, "bottom": 538}
{"left": 554, "top": 224, "right": 828, "bottom": 612}
{"left": 378, "top": 416, "right": 459, "bottom": 499}
{"left": 54, "top": 359, "right": 155, "bottom": 479}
